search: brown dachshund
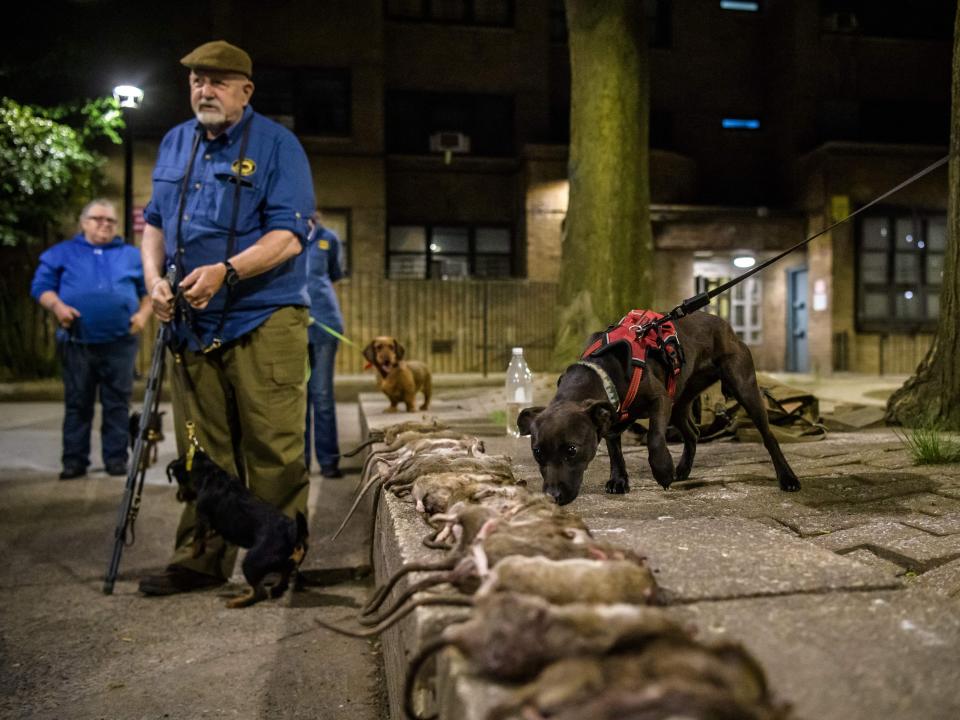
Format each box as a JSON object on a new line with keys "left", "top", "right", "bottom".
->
{"left": 362, "top": 336, "right": 432, "bottom": 412}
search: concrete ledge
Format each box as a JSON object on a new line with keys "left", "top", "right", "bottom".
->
{"left": 361, "top": 384, "right": 960, "bottom": 720}
{"left": 377, "top": 492, "right": 472, "bottom": 720}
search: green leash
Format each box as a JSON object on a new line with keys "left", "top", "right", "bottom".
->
{"left": 311, "top": 317, "right": 359, "bottom": 349}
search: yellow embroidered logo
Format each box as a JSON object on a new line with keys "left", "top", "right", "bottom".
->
{"left": 319, "top": 240, "right": 330, "bottom": 250}
{"left": 231, "top": 158, "right": 256, "bottom": 176}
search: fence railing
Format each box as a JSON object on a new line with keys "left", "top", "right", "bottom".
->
{"left": 330, "top": 273, "right": 559, "bottom": 376}
{"left": 1, "top": 249, "right": 559, "bottom": 379}
{"left": 129, "top": 273, "right": 560, "bottom": 377}
{"left": 0, "top": 241, "right": 60, "bottom": 380}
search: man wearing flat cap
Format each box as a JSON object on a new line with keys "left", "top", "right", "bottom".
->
{"left": 138, "top": 40, "right": 316, "bottom": 595}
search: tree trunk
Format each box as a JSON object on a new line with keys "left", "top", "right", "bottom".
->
{"left": 886, "top": 4, "right": 960, "bottom": 429}
{"left": 553, "top": 0, "right": 653, "bottom": 367}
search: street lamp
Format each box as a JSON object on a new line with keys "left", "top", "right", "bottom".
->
{"left": 112, "top": 85, "right": 144, "bottom": 243}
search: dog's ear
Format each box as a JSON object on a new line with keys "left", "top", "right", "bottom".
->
{"left": 517, "top": 406, "right": 545, "bottom": 436}
{"left": 394, "top": 340, "right": 406, "bottom": 360}
{"left": 581, "top": 399, "right": 616, "bottom": 437}
{"left": 166, "top": 456, "right": 187, "bottom": 485}
{"left": 362, "top": 341, "right": 376, "bottom": 364}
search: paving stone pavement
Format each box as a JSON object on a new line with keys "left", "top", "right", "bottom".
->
{"left": 362, "top": 377, "right": 960, "bottom": 720}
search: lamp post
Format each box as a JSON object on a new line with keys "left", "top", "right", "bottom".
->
{"left": 112, "top": 85, "right": 144, "bottom": 243}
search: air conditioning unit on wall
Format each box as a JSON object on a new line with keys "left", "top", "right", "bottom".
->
{"left": 429, "top": 131, "right": 471, "bottom": 156}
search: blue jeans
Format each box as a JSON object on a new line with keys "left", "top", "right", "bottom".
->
{"left": 305, "top": 327, "right": 340, "bottom": 470}
{"left": 59, "top": 335, "right": 138, "bottom": 470}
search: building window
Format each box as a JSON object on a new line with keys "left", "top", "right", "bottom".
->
{"left": 319, "top": 208, "right": 351, "bottom": 276}
{"left": 820, "top": 0, "right": 952, "bottom": 40}
{"left": 857, "top": 209, "right": 945, "bottom": 332}
{"left": 388, "top": 224, "right": 513, "bottom": 279}
{"left": 730, "top": 277, "right": 762, "bottom": 345}
{"left": 255, "top": 68, "right": 351, "bottom": 137}
{"left": 695, "top": 268, "right": 762, "bottom": 345}
{"left": 386, "top": 91, "right": 514, "bottom": 156}
{"left": 386, "top": 0, "right": 513, "bottom": 26}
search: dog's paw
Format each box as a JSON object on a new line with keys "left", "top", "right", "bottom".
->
{"left": 654, "top": 475, "right": 674, "bottom": 490}
{"left": 605, "top": 477, "right": 630, "bottom": 494}
{"left": 779, "top": 475, "right": 801, "bottom": 492}
{"left": 384, "top": 406, "right": 398, "bottom": 413}
{"left": 675, "top": 463, "right": 692, "bottom": 481}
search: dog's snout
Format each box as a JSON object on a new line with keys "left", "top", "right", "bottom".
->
{"left": 545, "top": 486, "right": 562, "bottom": 504}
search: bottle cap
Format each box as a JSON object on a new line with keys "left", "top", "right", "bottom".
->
{"left": 512, "top": 347, "right": 523, "bottom": 354}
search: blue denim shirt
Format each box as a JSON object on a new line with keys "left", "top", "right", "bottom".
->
{"left": 306, "top": 226, "right": 344, "bottom": 334}
{"left": 143, "top": 106, "right": 315, "bottom": 349}
{"left": 31, "top": 234, "right": 146, "bottom": 344}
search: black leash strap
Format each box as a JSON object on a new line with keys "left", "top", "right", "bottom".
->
{"left": 666, "top": 153, "right": 950, "bottom": 320}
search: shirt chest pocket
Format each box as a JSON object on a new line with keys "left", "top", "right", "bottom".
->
{"left": 213, "top": 162, "right": 264, "bottom": 233}
{"left": 151, "top": 165, "right": 185, "bottom": 220}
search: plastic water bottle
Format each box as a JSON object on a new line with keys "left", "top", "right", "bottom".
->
{"left": 505, "top": 347, "right": 534, "bottom": 438}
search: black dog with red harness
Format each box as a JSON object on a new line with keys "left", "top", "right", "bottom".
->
{"left": 518, "top": 309, "right": 799, "bottom": 505}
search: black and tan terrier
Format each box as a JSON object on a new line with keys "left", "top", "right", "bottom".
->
{"left": 166, "top": 450, "right": 308, "bottom": 608}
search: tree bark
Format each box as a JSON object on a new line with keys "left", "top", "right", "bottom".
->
{"left": 553, "top": 0, "right": 653, "bottom": 367}
{"left": 886, "top": 4, "right": 960, "bottom": 428}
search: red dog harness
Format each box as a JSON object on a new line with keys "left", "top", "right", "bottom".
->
{"left": 580, "top": 309, "right": 684, "bottom": 424}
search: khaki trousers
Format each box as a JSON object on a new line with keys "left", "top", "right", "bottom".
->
{"left": 168, "top": 306, "right": 310, "bottom": 578}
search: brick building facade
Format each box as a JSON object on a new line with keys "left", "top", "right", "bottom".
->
{"left": 89, "top": 0, "right": 951, "bottom": 374}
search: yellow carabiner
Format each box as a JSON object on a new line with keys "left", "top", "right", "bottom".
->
{"left": 185, "top": 421, "right": 200, "bottom": 470}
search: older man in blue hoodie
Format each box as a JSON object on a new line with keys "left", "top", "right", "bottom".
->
{"left": 31, "top": 199, "right": 151, "bottom": 479}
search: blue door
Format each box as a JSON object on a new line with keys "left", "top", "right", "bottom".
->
{"left": 786, "top": 267, "right": 808, "bottom": 372}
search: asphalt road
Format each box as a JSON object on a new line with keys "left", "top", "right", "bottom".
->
{"left": 0, "top": 401, "right": 388, "bottom": 720}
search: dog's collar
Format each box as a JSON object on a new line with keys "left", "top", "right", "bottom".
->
{"left": 574, "top": 361, "right": 620, "bottom": 410}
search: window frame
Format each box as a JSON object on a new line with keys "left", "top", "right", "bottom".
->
{"left": 254, "top": 66, "right": 352, "bottom": 138}
{"left": 385, "top": 0, "right": 515, "bottom": 27}
{"left": 386, "top": 223, "right": 515, "bottom": 279}
{"left": 695, "top": 273, "right": 763, "bottom": 345}
{"left": 855, "top": 207, "right": 945, "bottom": 333}
{"left": 385, "top": 90, "right": 515, "bottom": 157}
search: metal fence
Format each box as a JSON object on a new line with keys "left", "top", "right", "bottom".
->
{"left": 127, "top": 273, "right": 560, "bottom": 377}
{"left": 331, "top": 273, "right": 559, "bottom": 376}
{"left": 0, "top": 241, "right": 60, "bottom": 380}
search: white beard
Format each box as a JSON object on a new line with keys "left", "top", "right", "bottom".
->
{"left": 196, "top": 108, "right": 226, "bottom": 124}
{"left": 196, "top": 109, "right": 227, "bottom": 132}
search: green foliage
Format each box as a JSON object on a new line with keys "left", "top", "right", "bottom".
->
{"left": 0, "top": 96, "right": 124, "bottom": 246}
{"left": 896, "top": 424, "right": 960, "bottom": 465}
{"left": 0, "top": 96, "right": 124, "bottom": 379}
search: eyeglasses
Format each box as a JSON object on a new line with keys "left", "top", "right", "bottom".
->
{"left": 85, "top": 216, "right": 118, "bottom": 225}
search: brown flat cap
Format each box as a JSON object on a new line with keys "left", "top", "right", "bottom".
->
{"left": 180, "top": 40, "right": 252, "bottom": 78}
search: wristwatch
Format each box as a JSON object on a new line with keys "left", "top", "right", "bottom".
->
{"left": 223, "top": 260, "right": 240, "bottom": 288}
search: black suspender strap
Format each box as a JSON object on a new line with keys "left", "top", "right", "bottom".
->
{"left": 202, "top": 117, "right": 253, "bottom": 353}
{"left": 173, "top": 127, "right": 204, "bottom": 286}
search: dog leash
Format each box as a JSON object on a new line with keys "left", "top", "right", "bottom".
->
{"left": 665, "top": 153, "right": 950, "bottom": 321}
{"left": 311, "top": 317, "right": 359, "bottom": 349}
